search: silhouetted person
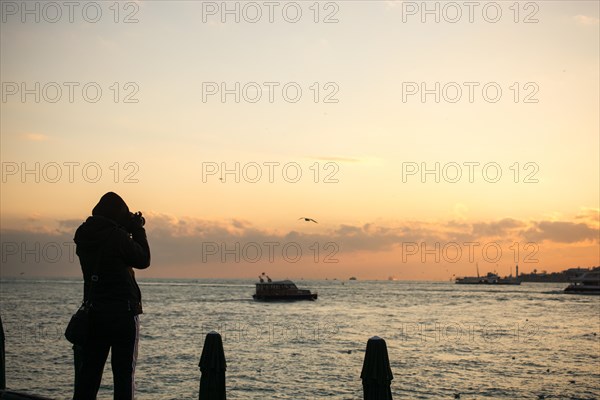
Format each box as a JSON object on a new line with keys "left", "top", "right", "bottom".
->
{"left": 73, "top": 192, "right": 150, "bottom": 399}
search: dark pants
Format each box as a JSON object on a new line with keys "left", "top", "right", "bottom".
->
{"left": 73, "top": 312, "right": 139, "bottom": 400}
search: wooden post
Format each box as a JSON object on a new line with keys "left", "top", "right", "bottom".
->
{"left": 361, "top": 336, "right": 393, "bottom": 400}
{"left": 198, "top": 331, "right": 226, "bottom": 399}
{"left": 0, "top": 314, "right": 5, "bottom": 390}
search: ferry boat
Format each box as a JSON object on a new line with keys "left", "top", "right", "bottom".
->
{"left": 456, "top": 272, "right": 521, "bottom": 285}
{"left": 253, "top": 274, "right": 318, "bottom": 301}
{"left": 455, "top": 264, "right": 521, "bottom": 285}
{"left": 564, "top": 269, "right": 600, "bottom": 295}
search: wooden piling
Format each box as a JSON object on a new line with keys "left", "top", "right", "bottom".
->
{"left": 198, "top": 331, "right": 226, "bottom": 400}
{"left": 0, "top": 315, "right": 5, "bottom": 390}
{"left": 361, "top": 336, "right": 393, "bottom": 400}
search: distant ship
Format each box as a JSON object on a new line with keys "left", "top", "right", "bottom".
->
{"left": 349, "top": 277, "right": 357, "bottom": 281}
{"left": 253, "top": 274, "right": 318, "bottom": 301}
{"left": 564, "top": 269, "right": 600, "bottom": 295}
{"left": 455, "top": 264, "right": 521, "bottom": 285}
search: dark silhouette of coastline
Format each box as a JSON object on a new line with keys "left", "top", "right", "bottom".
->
{"left": 518, "top": 266, "right": 600, "bottom": 283}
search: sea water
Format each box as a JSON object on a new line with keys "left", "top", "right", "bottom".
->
{"left": 0, "top": 279, "right": 598, "bottom": 399}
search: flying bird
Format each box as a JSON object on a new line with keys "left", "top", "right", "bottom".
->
{"left": 298, "top": 217, "right": 318, "bottom": 223}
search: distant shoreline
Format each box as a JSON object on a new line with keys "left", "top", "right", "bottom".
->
{"left": 0, "top": 276, "right": 584, "bottom": 283}
{"left": 518, "top": 266, "right": 600, "bottom": 283}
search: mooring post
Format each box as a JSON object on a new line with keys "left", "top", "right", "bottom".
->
{"left": 361, "top": 336, "right": 393, "bottom": 400}
{"left": 198, "top": 331, "right": 226, "bottom": 400}
{"left": 1, "top": 314, "right": 5, "bottom": 390}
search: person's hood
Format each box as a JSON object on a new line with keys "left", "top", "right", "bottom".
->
{"left": 75, "top": 192, "right": 130, "bottom": 248}
{"left": 92, "top": 192, "right": 130, "bottom": 226}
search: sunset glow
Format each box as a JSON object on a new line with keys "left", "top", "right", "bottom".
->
{"left": 1, "top": 1, "right": 598, "bottom": 279}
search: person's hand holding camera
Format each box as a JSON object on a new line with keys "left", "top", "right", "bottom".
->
{"left": 128, "top": 211, "right": 145, "bottom": 232}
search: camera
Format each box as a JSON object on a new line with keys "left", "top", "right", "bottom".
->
{"left": 129, "top": 211, "right": 145, "bottom": 230}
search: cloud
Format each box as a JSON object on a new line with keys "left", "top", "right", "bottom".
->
{"left": 574, "top": 208, "right": 599, "bottom": 225}
{"left": 471, "top": 218, "right": 526, "bottom": 238}
{"left": 58, "top": 219, "right": 83, "bottom": 230}
{"left": 120, "top": 213, "right": 600, "bottom": 252}
{"left": 2, "top": 213, "right": 597, "bottom": 277}
{"left": 522, "top": 221, "right": 599, "bottom": 244}
{"left": 573, "top": 15, "right": 600, "bottom": 26}
{"left": 0, "top": 228, "right": 77, "bottom": 277}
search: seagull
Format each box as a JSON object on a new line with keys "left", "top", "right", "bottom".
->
{"left": 298, "top": 217, "right": 318, "bottom": 223}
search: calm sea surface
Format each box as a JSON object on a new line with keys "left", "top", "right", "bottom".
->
{"left": 0, "top": 279, "right": 598, "bottom": 399}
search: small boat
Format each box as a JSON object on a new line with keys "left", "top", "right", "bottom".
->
{"left": 349, "top": 276, "right": 357, "bottom": 281}
{"left": 564, "top": 269, "right": 600, "bottom": 295}
{"left": 253, "top": 274, "right": 317, "bottom": 301}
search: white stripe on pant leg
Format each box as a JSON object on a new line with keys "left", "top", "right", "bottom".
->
{"left": 132, "top": 315, "right": 139, "bottom": 399}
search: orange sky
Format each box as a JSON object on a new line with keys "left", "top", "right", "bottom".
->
{"left": 1, "top": 1, "right": 598, "bottom": 279}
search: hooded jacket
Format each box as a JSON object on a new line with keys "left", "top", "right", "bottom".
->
{"left": 74, "top": 192, "right": 150, "bottom": 315}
